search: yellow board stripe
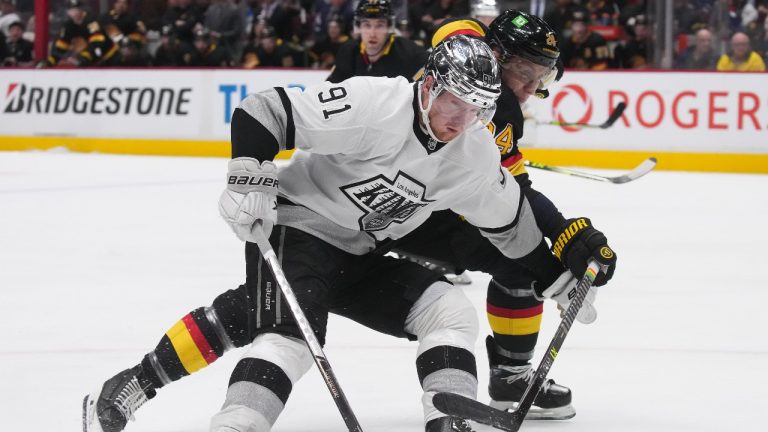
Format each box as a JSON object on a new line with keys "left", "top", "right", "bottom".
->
{"left": 0, "top": 135, "right": 291, "bottom": 159}
{"left": 2, "top": 135, "right": 768, "bottom": 173}
{"left": 487, "top": 313, "right": 542, "bottom": 336}
{"left": 166, "top": 320, "right": 208, "bottom": 374}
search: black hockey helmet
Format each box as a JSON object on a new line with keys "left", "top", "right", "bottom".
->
{"left": 354, "top": 0, "right": 394, "bottom": 26}
{"left": 66, "top": 0, "right": 85, "bottom": 9}
{"left": 487, "top": 10, "right": 560, "bottom": 69}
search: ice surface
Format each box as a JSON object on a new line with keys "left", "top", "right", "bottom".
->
{"left": 1, "top": 152, "right": 766, "bottom": 431}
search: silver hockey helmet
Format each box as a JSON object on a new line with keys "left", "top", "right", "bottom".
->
{"left": 419, "top": 35, "right": 502, "bottom": 141}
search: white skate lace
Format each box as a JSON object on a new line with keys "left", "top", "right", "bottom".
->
{"left": 498, "top": 365, "right": 553, "bottom": 393}
{"left": 114, "top": 377, "right": 150, "bottom": 422}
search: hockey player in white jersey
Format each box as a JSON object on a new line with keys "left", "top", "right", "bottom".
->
{"left": 82, "top": 36, "right": 572, "bottom": 432}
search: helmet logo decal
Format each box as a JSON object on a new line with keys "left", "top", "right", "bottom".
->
{"left": 546, "top": 32, "right": 557, "bottom": 47}
{"left": 511, "top": 16, "right": 528, "bottom": 28}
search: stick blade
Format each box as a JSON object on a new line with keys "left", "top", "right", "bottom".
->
{"left": 600, "top": 102, "right": 627, "bottom": 128}
{"left": 608, "top": 156, "right": 657, "bottom": 184}
{"left": 432, "top": 393, "right": 521, "bottom": 432}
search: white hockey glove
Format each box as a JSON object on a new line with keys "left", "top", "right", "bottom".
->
{"left": 218, "top": 157, "right": 278, "bottom": 242}
{"left": 536, "top": 271, "right": 598, "bottom": 324}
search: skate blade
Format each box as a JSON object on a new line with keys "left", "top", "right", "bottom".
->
{"left": 489, "top": 400, "right": 576, "bottom": 420}
{"left": 82, "top": 391, "right": 106, "bottom": 432}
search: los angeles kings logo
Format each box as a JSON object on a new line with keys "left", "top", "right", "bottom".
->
{"left": 341, "top": 171, "right": 434, "bottom": 232}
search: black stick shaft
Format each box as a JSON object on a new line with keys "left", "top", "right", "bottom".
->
{"left": 508, "top": 260, "right": 604, "bottom": 431}
{"left": 543, "top": 102, "right": 626, "bottom": 129}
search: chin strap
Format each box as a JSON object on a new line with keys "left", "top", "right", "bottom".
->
{"left": 417, "top": 79, "right": 443, "bottom": 142}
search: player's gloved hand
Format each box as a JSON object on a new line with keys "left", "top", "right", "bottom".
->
{"left": 551, "top": 217, "right": 616, "bottom": 286}
{"left": 536, "top": 272, "right": 598, "bottom": 324}
{"left": 218, "top": 157, "right": 278, "bottom": 242}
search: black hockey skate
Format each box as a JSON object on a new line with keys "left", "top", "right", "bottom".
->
{"left": 486, "top": 336, "right": 574, "bottom": 420}
{"left": 488, "top": 363, "right": 575, "bottom": 420}
{"left": 82, "top": 365, "right": 156, "bottom": 432}
{"left": 426, "top": 416, "right": 476, "bottom": 432}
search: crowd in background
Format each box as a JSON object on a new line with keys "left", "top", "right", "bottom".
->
{"left": 0, "top": 0, "right": 766, "bottom": 71}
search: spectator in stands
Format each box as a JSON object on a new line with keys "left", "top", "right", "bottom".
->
{"left": 674, "top": 0, "right": 712, "bottom": 36}
{"left": 310, "top": 15, "right": 349, "bottom": 68}
{"left": 252, "top": 0, "right": 301, "bottom": 43}
{"left": 544, "top": 0, "right": 587, "bottom": 37}
{"left": 99, "top": 0, "right": 146, "bottom": 47}
{"left": 584, "top": 0, "right": 619, "bottom": 25}
{"left": 240, "top": 24, "right": 294, "bottom": 67}
{"left": 420, "top": 0, "right": 460, "bottom": 34}
{"left": 204, "top": 0, "right": 243, "bottom": 58}
{"left": 0, "top": 0, "right": 21, "bottom": 36}
{"left": 153, "top": 24, "right": 185, "bottom": 65}
{"left": 162, "top": 0, "right": 203, "bottom": 48}
{"left": 312, "top": 0, "right": 354, "bottom": 40}
{"left": 617, "top": 0, "right": 646, "bottom": 26}
{"left": 116, "top": 37, "right": 150, "bottom": 65}
{"left": 743, "top": 0, "right": 768, "bottom": 61}
{"left": 716, "top": 30, "right": 766, "bottom": 70}
{"left": 0, "top": 29, "right": 6, "bottom": 63}
{"left": 2, "top": 20, "right": 34, "bottom": 66}
{"left": 559, "top": 9, "right": 611, "bottom": 69}
{"left": 614, "top": 14, "right": 653, "bottom": 68}
{"left": 183, "top": 25, "right": 233, "bottom": 66}
{"left": 47, "top": 0, "right": 120, "bottom": 67}
{"left": 675, "top": 27, "right": 720, "bottom": 69}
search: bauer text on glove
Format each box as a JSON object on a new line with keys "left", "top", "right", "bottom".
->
{"left": 218, "top": 157, "right": 278, "bottom": 242}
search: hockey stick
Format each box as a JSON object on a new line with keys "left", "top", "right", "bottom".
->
{"left": 524, "top": 157, "right": 657, "bottom": 184}
{"left": 433, "top": 260, "right": 606, "bottom": 432}
{"left": 252, "top": 229, "right": 364, "bottom": 432}
{"left": 539, "top": 102, "right": 627, "bottom": 129}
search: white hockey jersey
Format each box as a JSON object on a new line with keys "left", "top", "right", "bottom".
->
{"left": 235, "top": 76, "right": 542, "bottom": 257}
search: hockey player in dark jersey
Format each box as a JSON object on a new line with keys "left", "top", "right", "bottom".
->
{"left": 389, "top": 10, "right": 617, "bottom": 419}
{"left": 98, "top": 0, "right": 147, "bottom": 48}
{"left": 47, "top": 0, "right": 119, "bottom": 67}
{"left": 559, "top": 10, "right": 611, "bottom": 70}
{"left": 327, "top": 0, "right": 428, "bottom": 83}
{"left": 82, "top": 35, "right": 579, "bottom": 432}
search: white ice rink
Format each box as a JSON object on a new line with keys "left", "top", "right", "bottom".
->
{"left": 1, "top": 151, "right": 767, "bottom": 431}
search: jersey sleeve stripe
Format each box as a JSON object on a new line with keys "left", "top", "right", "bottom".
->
{"left": 431, "top": 19, "right": 487, "bottom": 47}
{"left": 478, "top": 191, "right": 525, "bottom": 234}
{"left": 274, "top": 87, "right": 295, "bottom": 150}
{"left": 230, "top": 108, "right": 280, "bottom": 160}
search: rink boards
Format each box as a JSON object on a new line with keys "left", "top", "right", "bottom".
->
{"left": 0, "top": 68, "right": 766, "bottom": 173}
